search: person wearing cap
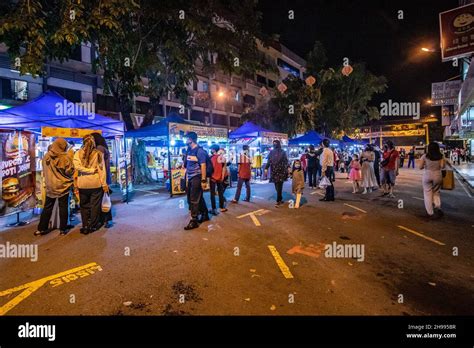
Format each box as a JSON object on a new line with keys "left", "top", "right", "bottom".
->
{"left": 183, "top": 132, "right": 209, "bottom": 230}
{"left": 209, "top": 144, "right": 227, "bottom": 215}
{"left": 34, "top": 137, "right": 75, "bottom": 236}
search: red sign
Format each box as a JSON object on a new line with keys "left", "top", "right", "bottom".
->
{"left": 439, "top": 3, "right": 474, "bottom": 61}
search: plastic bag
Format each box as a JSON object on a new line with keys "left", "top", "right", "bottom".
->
{"left": 318, "top": 176, "right": 331, "bottom": 189}
{"left": 102, "top": 192, "right": 111, "bottom": 213}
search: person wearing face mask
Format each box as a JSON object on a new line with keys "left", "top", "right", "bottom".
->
{"left": 209, "top": 144, "right": 227, "bottom": 215}
{"left": 264, "top": 140, "right": 289, "bottom": 207}
{"left": 183, "top": 132, "right": 209, "bottom": 230}
{"left": 232, "top": 145, "right": 252, "bottom": 203}
{"left": 291, "top": 159, "right": 305, "bottom": 208}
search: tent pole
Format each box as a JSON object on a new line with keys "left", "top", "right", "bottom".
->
{"left": 167, "top": 122, "right": 172, "bottom": 198}
{"left": 123, "top": 135, "right": 129, "bottom": 204}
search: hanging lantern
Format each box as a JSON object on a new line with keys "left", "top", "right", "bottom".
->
{"left": 277, "top": 82, "right": 287, "bottom": 93}
{"left": 341, "top": 65, "right": 353, "bottom": 76}
{"left": 259, "top": 86, "right": 268, "bottom": 96}
{"left": 305, "top": 75, "right": 316, "bottom": 86}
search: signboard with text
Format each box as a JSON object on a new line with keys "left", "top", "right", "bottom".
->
{"left": 439, "top": 3, "right": 474, "bottom": 61}
{"left": 431, "top": 80, "right": 462, "bottom": 106}
{"left": 42, "top": 127, "right": 102, "bottom": 138}
{"left": 0, "top": 130, "right": 36, "bottom": 216}
{"left": 168, "top": 122, "right": 228, "bottom": 142}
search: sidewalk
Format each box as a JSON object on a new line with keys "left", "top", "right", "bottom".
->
{"left": 450, "top": 162, "right": 474, "bottom": 189}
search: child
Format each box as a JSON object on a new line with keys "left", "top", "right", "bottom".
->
{"left": 291, "top": 159, "right": 305, "bottom": 208}
{"left": 349, "top": 154, "right": 362, "bottom": 194}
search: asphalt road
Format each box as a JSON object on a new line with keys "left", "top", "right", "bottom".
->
{"left": 1, "top": 165, "right": 473, "bottom": 316}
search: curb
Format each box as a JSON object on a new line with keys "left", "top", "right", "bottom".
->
{"left": 450, "top": 164, "right": 474, "bottom": 192}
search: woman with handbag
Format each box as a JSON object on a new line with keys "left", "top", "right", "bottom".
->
{"left": 73, "top": 134, "right": 109, "bottom": 234}
{"left": 92, "top": 132, "right": 113, "bottom": 228}
{"left": 420, "top": 142, "right": 445, "bottom": 219}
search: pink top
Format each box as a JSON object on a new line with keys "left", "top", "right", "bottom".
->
{"left": 350, "top": 160, "right": 361, "bottom": 170}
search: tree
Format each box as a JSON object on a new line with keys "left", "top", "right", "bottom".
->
{"left": 0, "top": 0, "right": 268, "bottom": 131}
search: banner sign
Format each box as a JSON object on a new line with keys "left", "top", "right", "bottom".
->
{"left": 42, "top": 127, "right": 101, "bottom": 138}
{"left": 171, "top": 168, "right": 186, "bottom": 195}
{"left": 168, "top": 122, "right": 228, "bottom": 142}
{"left": 439, "top": 3, "right": 474, "bottom": 61}
{"left": 360, "top": 129, "right": 425, "bottom": 138}
{"left": 431, "top": 80, "right": 462, "bottom": 106}
{"left": 0, "top": 130, "right": 36, "bottom": 216}
{"left": 260, "top": 131, "right": 289, "bottom": 146}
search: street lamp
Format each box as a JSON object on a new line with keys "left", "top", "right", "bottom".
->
{"left": 421, "top": 47, "right": 436, "bottom": 53}
{"left": 426, "top": 99, "right": 432, "bottom": 104}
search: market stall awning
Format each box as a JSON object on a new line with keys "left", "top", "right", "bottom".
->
{"left": 229, "top": 121, "right": 273, "bottom": 138}
{"left": 125, "top": 113, "right": 189, "bottom": 138}
{"left": 289, "top": 130, "right": 324, "bottom": 145}
{"left": 342, "top": 134, "right": 369, "bottom": 145}
{"left": 0, "top": 90, "right": 125, "bottom": 137}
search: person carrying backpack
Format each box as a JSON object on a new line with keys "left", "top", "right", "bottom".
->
{"left": 209, "top": 144, "right": 227, "bottom": 215}
{"left": 183, "top": 132, "right": 209, "bottom": 230}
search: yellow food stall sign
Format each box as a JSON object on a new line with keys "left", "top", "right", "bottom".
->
{"left": 41, "top": 127, "right": 101, "bottom": 138}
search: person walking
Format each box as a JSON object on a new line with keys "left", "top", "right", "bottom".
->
{"left": 360, "top": 144, "right": 377, "bottom": 194}
{"left": 34, "top": 138, "right": 75, "bottom": 236}
{"left": 209, "top": 144, "right": 227, "bottom": 215}
{"left": 264, "top": 140, "right": 289, "bottom": 207}
{"left": 420, "top": 142, "right": 445, "bottom": 218}
{"left": 232, "top": 145, "right": 252, "bottom": 203}
{"left": 373, "top": 144, "right": 382, "bottom": 187}
{"left": 306, "top": 145, "right": 318, "bottom": 189}
{"left": 349, "top": 154, "right": 362, "bottom": 194}
{"left": 319, "top": 139, "right": 335, "bottom": 201}
{"left": 73, "top": 134, "right": 109, "bottom": 234}
{"left": 380, "top": 140, "right": 400, "bottom": 198}
{"left": 399, "top": 148, "right": 406, "bottom": 168}
{"left": 92, "top": 132, "right": 113, "bottom": 228}
{"left": 183, "top": 132, "right": 209, "bottom": 230}
{"left": 300, "top": 149, "right": 308, "bottom": 183}
{"left": 291, "top": 159, "right": 305, "bottom": 208}
{"left": 407, "top": 146, "right": 416, "bottom": 168}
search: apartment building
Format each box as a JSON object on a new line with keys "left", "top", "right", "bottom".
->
{"left": 0, "top": 40, "right": 306, "bottom": 130}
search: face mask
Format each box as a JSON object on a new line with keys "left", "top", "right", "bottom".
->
{"left": 294, "top": 165, "right": 301, "bottom": 169}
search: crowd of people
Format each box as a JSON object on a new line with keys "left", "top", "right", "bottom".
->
{"left": 35, "top": 133, "right": 112, "bottom": 236}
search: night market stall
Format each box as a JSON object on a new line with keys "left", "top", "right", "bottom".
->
{"left": 0, "top": 91, "right": 126, "bottom": 223}
{"left": 125, "top": 114, "right": 229, "bottom": 196}
{"left": 228, "top": 121, "right": 288, "bottom": 180}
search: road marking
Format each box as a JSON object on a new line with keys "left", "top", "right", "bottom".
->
{"left": 343, "top": 203, "right": 367, "bottom": 213}
{"left": 454, "top": 174, "right": 472, "bottom": 198}
{"left": 397, "top": 225, "right": 445, "bottom": 246}
{"left": 287, "top": 243, "right": 327, "bottom": 258}
{"left": 268, "top": 245, "right": 294, "bottom": 279}
{"left": 412, "top": 197, "right": 424, "bottom": 201}
{"left": 237, "top": 209, "right": 269, "bottom": 226}
{"left": 0, "top": 262, "right": 101, "bottom": 315}
{"left": 310, "top": 191, "right": 325, "bottom": 196}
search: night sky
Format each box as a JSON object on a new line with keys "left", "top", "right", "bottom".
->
{"left": 258, "top": 0, "right": 461, "bottom": 117}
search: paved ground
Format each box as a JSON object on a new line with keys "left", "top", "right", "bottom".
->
{"left": 0, "top": 165, "right": 473, "bottom": 316}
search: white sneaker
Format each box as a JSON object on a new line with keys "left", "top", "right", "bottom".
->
{"left": 362, "top": 189, "right": 367, "bottom": 194}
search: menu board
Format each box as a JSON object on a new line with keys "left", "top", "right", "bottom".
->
{"left": 0, "top": 130, "right": 36, "bottom": 216}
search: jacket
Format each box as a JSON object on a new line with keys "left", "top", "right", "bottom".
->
{"left": 43, "top": 148, "right": 74, "bottom": 198}
{"left": 74, "top": 149, "right": 107, "bottom": 189}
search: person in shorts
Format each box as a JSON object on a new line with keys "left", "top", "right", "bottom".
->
{"left": 380, "top": 140, "right": 399, "bottom": 198}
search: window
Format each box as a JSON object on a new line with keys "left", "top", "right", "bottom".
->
{"left": 193, "top": 80, "right": 198, "bottom": 91}
{"left": 213, "top": 114, "right": 228, "bottom": 126}
{"left": 69, "top": 45, "right": 82, "bottom": 61}
{"left": 277, "top": 58, "right": 300, "bottom": 77}
{"left": 201, "top": 81, "right": 209, "bottom": 92}
{"left": 49, "top": 87, "right": 81, "bottom": 103}
{"left": 267, "top": 79, "right": 276, "bottom": 88}
{"left": 97, "top": 94, "right": 120, "bottom": 112}
{"left": 230, "top": 116, "right": 240, "bottom": 127}
{"left": 191, "top": 110, "right": 206, "bottom": 123}
{"left": 256, "top": 74, "right": 266, "bottom": 85}
{"left": 243, "top": 94, "right": 256, "bottom": 105}
{"left": 234, "top": 90, "right": 240, "bottom": 102}
{"left": 0, "top": 78, "right": 28, "bottom": 101}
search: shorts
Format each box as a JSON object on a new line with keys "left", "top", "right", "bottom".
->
{"left": 381, "top": 168, "right": 396, "bottom": 185}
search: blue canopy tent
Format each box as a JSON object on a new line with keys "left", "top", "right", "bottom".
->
{"left": 288, "top": 130, "right": 324, "bottom": 146}
{"left": 0, "top": 90, "right": 124, "bottom": 137}
{"left": 341, "top": 135, "right": 369, "bottom": 147}
{"left": 228, "top": 121, "right": 273, "bottom": 138}
{"left": 125, "top": 113, "right": 189, "bottom": 138}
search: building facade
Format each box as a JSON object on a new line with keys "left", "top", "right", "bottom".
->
{"left": 0, "top": 40, "right": 306, "bottom": 131}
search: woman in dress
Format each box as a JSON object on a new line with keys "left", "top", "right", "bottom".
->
{"left": 349, "top": 154, "right": 362, "bottom": 193}
{"left": 420, "top": 142, "right": 445, "bottom": 218}
{"left": 360, "top": 144, "right": 377, "bottom": 194}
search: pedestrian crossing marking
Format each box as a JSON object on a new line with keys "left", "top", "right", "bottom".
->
{"left": 0, "top": 262, "right": 101, "bottom": 315}
{"left": 343, "top": 203, "right": 367, "bottom": 213}
{"left": 397, "top": 226, "right": 445, "bottom": 246}
{"left": 268, "top": 245, "right": 294, "bottom": 279}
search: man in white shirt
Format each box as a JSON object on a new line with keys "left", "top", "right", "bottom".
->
{"left": 320, "top": 139, "right": 335, "bottom": 201}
